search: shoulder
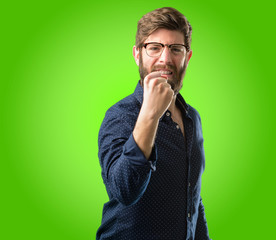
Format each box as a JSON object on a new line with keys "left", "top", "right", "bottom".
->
{"left": 187, "top": 104, "right": 203, "bottom": 132}
{"left": 105, "top": 93, "right": 141, "bottom": 121}
{"left": 99, "top": 93, "right": 141, "bottom": 138}
{"left": 187, "top": 104, "right": 201, "bottom": 121}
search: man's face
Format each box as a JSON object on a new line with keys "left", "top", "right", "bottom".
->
{"left": 134, "top": 28, "right": 192, "bottom": 94}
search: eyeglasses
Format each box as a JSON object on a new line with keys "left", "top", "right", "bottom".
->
{"left": 143, "top": 42, "right": 188, "bottom": 58}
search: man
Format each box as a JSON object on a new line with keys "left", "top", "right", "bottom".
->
{"left": 96, "top": 7, "right": 211, "bottom": 240}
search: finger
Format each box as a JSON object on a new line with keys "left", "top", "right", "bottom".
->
{"left": 148, "top": 77, "right": 168, "bottom": 88}
{"left": 144, "top": 71, "right": 167, "bottom": 84}
{"left": 161, "top": 82, "right": 172, "bottom": 88}
{"left": 158, "top": 81, "right": 173, "bottom": 90}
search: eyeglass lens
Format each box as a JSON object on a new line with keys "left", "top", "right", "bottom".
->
{"left": 146, "top": 43, "right": 185, "bottom": 57}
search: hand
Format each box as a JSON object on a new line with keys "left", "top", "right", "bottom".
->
{"left": 141, "top": 71, "right": 174, "bottom": 120}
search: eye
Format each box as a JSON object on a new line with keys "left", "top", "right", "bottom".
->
{"left": 171, "top": 46, "right": 184, "bottom": 54}
{"left": 148, "top": 45, "right": 162, "bottom": 51}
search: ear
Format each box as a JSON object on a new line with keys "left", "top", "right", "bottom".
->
{"left": 186, "top": 50, "right": 193, "bottom": 66}
{"left": 133, "top": 45, "right": 140, "bottom": 66}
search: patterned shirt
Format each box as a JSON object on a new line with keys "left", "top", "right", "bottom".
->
{"left": 96, "top": 82, "right": 210, "bottom": 240}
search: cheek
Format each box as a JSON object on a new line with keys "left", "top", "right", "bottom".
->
{"left": 144, "top": 59, "right": 156, "bottom": 71}
{"left": 178, "top": 58, "right": 186, "bottom": 69}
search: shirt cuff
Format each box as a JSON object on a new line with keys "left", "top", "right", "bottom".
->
{"left": 123, "top": 133, "right": 157, "bottom": 172}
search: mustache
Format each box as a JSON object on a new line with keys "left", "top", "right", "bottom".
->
{"left": 152, "top": 64, "right": 176, "bottom": 72}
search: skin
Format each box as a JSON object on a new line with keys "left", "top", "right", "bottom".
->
{"left": 132, "top": 28, "right": 193, "bottom": 159}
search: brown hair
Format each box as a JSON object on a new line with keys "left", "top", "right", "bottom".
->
{"left": 135, "top": 7, "right": 192, "bottom": 51}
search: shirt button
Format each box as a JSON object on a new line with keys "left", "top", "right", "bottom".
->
{"left": 166, "top": 112, "right": 170, "bottom": 117}
{"left": 176, "top": 125, "right": 180, "bottom": 129}
{"left": 188, "top": 213, "right": 191, "bottom": 218}
{"left": 188, "top": 182, "right": 191, "bottom": 187}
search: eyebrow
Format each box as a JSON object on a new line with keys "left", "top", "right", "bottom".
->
{"left": 144, "top": 42, "right": 185, "bottom": 45}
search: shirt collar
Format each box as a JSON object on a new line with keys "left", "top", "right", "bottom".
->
{"left": 133, "top": 81, "right": 190, "bottom": 119}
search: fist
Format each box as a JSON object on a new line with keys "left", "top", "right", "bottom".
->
{"left": 142, "top": 71, "right": 174, "bottom": 120}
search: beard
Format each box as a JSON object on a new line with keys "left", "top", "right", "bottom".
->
{"left": 139, "top": 53, "right": 188, "bottom": 95}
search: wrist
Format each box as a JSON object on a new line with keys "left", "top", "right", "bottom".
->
{"left": 140, "top": 102, "right": 163, "bottom": 121}
{"left": 139, "top": 106, "right": 160, "bottom": 123}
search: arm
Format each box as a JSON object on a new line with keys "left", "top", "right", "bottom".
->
{"left": 195, "top": 197, "right": 211, "bottom": 240}
{"left": 99, "top": 72, "right": 173, "bottom": 206}
{"left": 133, "top": 72, "right": 173, "bottom": 159}
{"left": 99, "top": 116, "right": 156, "bottom": 206}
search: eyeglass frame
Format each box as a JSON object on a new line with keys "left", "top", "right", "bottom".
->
{"left": 143, "top": 42, "right": 189, "bottom": 58}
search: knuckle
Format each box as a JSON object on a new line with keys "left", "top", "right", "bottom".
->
{"left": 164, "top": 87, "right": 173, "bottom": 96}
{"left": 144, "top": 76, "right": 150, "bottom": 85}
{"left": 151, "top": 78, "right": 159, "bottom": 87}
{"left": 157, "top": 82, "right": 164, "bottom": 90}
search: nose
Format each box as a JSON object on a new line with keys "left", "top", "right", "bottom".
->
{"left": 158, "top": 46, "right": 172, "bottom": 64}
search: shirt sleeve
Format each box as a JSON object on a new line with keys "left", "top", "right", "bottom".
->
{"left": 195, "top": 197, "right": 211, "bottom": 240}
{"left": 98, "top": 110, "right": 157, "bottom": 206}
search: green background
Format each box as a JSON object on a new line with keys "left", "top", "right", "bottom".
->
{"left": 1, "top": 0, "right": 275, "bottom": 239}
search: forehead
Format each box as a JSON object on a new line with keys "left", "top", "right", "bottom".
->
{"left": 145, "top": 28, "right": 184, "bottom": 44}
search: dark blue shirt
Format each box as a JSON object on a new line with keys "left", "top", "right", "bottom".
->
{"left": 97, "top": 82, "right": 210, "bottom": 240}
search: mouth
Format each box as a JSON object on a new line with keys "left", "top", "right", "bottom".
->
{"left": 155, "top": 70, "right": 173, "bottom": 76}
